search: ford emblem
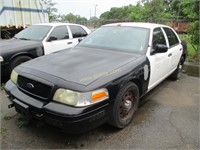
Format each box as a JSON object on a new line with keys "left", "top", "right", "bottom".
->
{"left": 27, "top": 83, "right": 34, "bottom": 89}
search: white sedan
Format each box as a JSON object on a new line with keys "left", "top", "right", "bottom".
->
{"left": 0, "top": 23, "right": 91, "bottom": 76}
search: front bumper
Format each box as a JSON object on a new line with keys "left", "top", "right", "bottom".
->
{"left": 5, "top": 80, "right": 112, "bottom": 133}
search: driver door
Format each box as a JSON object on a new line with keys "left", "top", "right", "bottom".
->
{"left": 43, "top": 25, "right": 73, "bottom": 54}
{"left": 147, "top": 27, "right": 171, "bottom": 90}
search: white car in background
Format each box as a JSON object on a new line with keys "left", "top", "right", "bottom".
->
{"left": 40, "top": 23, "right": 91, "bottom": 54}
{"left": 0, "top": 23, "right": 91, "bottom": 76}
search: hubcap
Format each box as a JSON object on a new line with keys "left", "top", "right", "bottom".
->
{"left": 179, "top": 64, "right": 182, "bottom": 71}
{"left": 178, "top": 63, "right": 182, "bottom": 78}
{"left": 124, "top": 100, "right": 132, "bottom": 113}
{"left": 119, "top": 91, "right": 136, "bottom": 119}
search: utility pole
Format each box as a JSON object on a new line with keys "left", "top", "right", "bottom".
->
{"left": 89, "top": 8, "right": 91, "bottom": 20}
{"left": 94, "top": 4, "right": 97, "bottom": 18}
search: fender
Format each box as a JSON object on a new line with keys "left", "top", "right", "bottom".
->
{"left": 107, "top": 66, "right": 149, "bottom": 102}
{"left": 181, "top": 40, "right": 187, "bottom": 61}
{"left": 9, "top": 47, "right": 44, "bottom": 62}
{"left": 114, "top": 57, "right": 151, "bottom": 100}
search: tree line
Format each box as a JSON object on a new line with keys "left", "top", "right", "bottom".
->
{"left": 100, "top": 0, "right": 199, "bottom": 51}
{"left": 44, "top": 0, "right": 199, "bottom": 51}
{"left": 44, "top": 0, "right": 198, "bottom": 23}
{"left": 100, "top": 0, "right": 199, "bottom": 22}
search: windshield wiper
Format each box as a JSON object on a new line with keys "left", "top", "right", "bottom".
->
{"left": 18, "top": 38, "right": 31, "bottom": 40}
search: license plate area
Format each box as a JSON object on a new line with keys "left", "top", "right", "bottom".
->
{"left": 13, "top": 99, "right": 32, "bottom": 119}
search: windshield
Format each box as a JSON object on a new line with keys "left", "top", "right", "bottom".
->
{"left": 78, "top": 26, "right": 150, "bottom": 54}
{"left": 15, "top": 25, "right": 52, "bottom": 41}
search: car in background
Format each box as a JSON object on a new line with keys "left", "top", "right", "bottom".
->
{"left": 0, "top": 23, "right": 91, "bottom": 76}
{"left": 5, "top": 22, "right": 187, "bottom": 133}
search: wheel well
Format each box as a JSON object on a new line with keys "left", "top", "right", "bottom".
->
{"left": 10, "top": 53, "right": 35, "bottom": 63}
{"left": 130, "top": 79, "right": 142, "bottom": 97}
{"left": 181, "top": 54, "right": 186, "bottom": 65}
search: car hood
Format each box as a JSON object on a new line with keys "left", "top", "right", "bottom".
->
{"left": 18, "top": 47, "right": 141, "bottom": 86}
{"left": 0, "top": 38, "right": 42, "bottom": 54}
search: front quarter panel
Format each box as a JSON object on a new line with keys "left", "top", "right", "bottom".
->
{"left": 85, "top": 56, "right": 150, "bottom": 101}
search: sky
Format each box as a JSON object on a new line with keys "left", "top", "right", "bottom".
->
{"left": 52, "top": 0, "right": 139, "bottom": 19}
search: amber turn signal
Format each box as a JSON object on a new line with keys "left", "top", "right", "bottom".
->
{"left": 91, "top": 89, "right": 109, "bottom": 102}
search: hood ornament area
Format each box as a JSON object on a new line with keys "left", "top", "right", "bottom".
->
{"left": 26, "top": 83, "right": 34, "bottom": 89}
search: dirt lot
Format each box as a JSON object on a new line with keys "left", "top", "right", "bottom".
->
{"left": 0, "top": 74, "right": 199, "bottom": 149}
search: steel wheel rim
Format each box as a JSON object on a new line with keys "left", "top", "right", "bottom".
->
{"left": 177, "top": 63, "right": 183, "bottom": 78}
{"left": 119, "top": 90, "right": 136, "bottom": 120}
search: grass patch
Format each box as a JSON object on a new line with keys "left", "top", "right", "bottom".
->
{"left": 2, "top": 112, "right": 12, "bottom": 120}
{"left": 16, "top": 117, "right": 30, "bottom": 128}
{"left": 0, "top": 127, "right": 7, "bottom": 134}
{"left": 179, "top": 34, "right": 199, "bottom": 62}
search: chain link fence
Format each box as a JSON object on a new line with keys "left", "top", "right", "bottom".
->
{"left": 68, "top": 19, "right": 191, "bottom": 33}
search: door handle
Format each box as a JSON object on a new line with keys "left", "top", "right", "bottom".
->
{"left": 168, "top": 53, "right": 172, "bottom": 57}
{"left": 67, "top": 42, "right": 72, "bottom": 44}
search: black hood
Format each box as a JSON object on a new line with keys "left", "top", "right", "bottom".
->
{"left": 18, "top": 47, "right": 141, "bottom": 86}
{"left": 0, "top": 38, "right": 42, "bottom": 54}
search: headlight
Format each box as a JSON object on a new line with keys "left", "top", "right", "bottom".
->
{"left": 53, "top": 88, "right": 109, "bottom": 107}
{"left": 0, "top": 56, "right": 3, "bottom": 62}
{"left": 10, "top": 70, "right": 18, "bottom": 84}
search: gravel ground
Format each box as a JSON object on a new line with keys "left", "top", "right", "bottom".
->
{"left": 0, "top": 74, "right": 199, "bottom": 149}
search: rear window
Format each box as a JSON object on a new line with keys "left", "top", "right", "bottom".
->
{"left": 163, "top": 27, "right": 179, "bottom": 47}
{"left": 69, "top": 25, "right": 88, "bottom": 38}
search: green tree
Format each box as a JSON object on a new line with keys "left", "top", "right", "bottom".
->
{"left": 43, "top": 0, "right": 58, "bottom": 22}
{"left": 179, "top": 0, "right": 199, "bottom": 21}
{"left": 60, "top": 13, "right": 87, "bottom": 23}
{"left": 100, "top": 0, "right": 172, "bottom": 23}
{"left": 179, "top": 0, "right": 199, "bottom": 51}
{"left": 100, "top": 11, "right": 110, "bottom": 19}
{"left": 142, "top": 0, "right": 172, "bottom": 22}
{"left": 128, "top": 3, "right": 144, "bottom": 21}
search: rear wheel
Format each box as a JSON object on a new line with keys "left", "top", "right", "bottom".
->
{"left": 109, "top": 82, "right": 139, "bottom": 128}
{"left": 9, "top": 56, "right": 32, "bottom": 74}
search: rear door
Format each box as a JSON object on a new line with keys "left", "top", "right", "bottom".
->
{"left": 43, "top": 25, "right": 73, "bottom": 54}
{"left": 162, "top": 27, "right": 182, "bottom": 71}
{"left": 69, "top": 25, "right": 89, "bottom": 47}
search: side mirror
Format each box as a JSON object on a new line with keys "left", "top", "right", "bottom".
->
{"left": 78, "top": 38, "right": 83, "bottom": 42}
{"left": 153, "top": 44, "right": 168, "bottom": 54}
{"left": 47, "top": 36, "right": 57, "bottom": 42}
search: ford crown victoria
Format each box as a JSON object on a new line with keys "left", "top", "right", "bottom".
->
{"left": 5, "top": 23, "right": 187, "bottom": 133}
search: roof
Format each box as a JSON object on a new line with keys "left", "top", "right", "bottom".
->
{"left": 34, "top": 22, "right": 84, "bottom": 27}
{"left": 103, "top": 22, "right": 169, "bottom": 29}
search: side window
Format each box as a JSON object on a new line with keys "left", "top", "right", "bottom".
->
{"left": 69, "top": 25, "right": 88, "bottom": 38}
{"left": 152, "top": 28, "right": 166, "bottom": 50}
{"left": 49, "top": 26, "right": 69, "bottom": 40}
{"left": 163, "top": 27, "right": 179, "bottom": 47}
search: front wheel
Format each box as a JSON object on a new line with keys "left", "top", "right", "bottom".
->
{"left": 170, "top": 56, "right": 184, "bottom": 80}
{"left": 109, "top": 82, "right": 139, "bottom": 128}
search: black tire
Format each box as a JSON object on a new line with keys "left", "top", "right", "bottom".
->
{"left": 170, "top": 56, "right": 184, "bottom": 80}
{"left": 109, "top": 82, "right": 139, "bottom": 128}
{"left": 9, "top": 56, "right": 32, "bottom": 74}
